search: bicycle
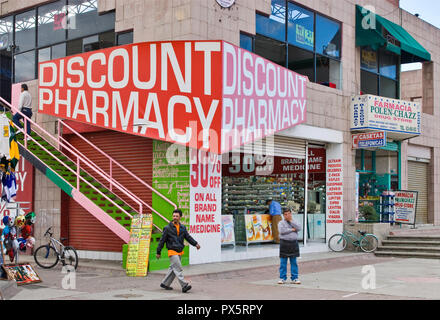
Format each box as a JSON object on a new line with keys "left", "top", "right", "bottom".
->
{"left": 328, "top": 230, "right": 379, "bottom": 253}
{"left": 34, "top": 227, "right": 79, "bottom": 270}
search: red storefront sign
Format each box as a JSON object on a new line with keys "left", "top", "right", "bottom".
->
{"left": 223, "top": 148, "right": 325, "bottom": 176}
{"left": 38, "top": 41, "right": 307, "bottom": 154}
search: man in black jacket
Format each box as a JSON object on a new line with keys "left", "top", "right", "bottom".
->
{"left": 156, "top": 209, "right": 200, "bottom": 293}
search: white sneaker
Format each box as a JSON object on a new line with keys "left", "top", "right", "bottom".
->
{"left": 278, "top": 279, "right": 286, "bottom": 284}
{"left": 291, "top": 279, "right": 301, "bottom": 285}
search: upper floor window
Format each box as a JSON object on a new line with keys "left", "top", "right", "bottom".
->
{"left": 251, "top": 1, "right": 342, "bottom": 89}
{"left": 3, "top": 0, "right": 116, "bottom": 83}
{"left": 361, "top": 47, "right": 399, "bottom": 99}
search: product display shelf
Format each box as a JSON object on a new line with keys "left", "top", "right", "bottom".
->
{"left": 380, "top": 192, "right": 395, "bottom": 223}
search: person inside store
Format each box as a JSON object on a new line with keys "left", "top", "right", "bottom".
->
{"left": 12, "top": 83, "right": 33, "bottom": 138}
{"left": 156, "top": 209, "right": 200, "bottom": 293}
{"left": 266, "top": 198, "right": 282, "bottom": 244}
{"left": 278, "top": 208, "right": 301, "bottom": 285}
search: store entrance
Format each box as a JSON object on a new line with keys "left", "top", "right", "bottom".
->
{"left": 220, "top": 146, "right": 327, "bottom": 260}
{"left": 356, "top": 143, "right": 400, "bottom": 222}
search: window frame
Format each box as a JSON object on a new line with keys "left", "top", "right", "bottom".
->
{"left": 252, "top": 0, "right": 343, "bottom": 89}
{"left": 360, "top": 47, "right": 401, "bottom": 99}
{"left": 7, "top": 0, "right": 116, "bottom": 83}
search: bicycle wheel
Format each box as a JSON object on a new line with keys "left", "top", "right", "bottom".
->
{"left": 34, "top": 245, "right": 59, "bottom": 269}
{"left": 328, "top": 234, "right": 347, "bottom": 252}
{"left": 360, "top": 234, "right": 379, "bottom": 253}
{"left": 62, "top": 246, "right": 79, "bottom": 270}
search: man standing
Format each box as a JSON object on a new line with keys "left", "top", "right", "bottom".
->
{"left": 12, "top": 84, "right": 33, "bottom": 137}
{"left": 266, "top": 198, "right": 282, "bottom": 244}
{"left": 278, "top": 208, "right": 301, "bottom": 285}
{"left": 156, "top": 209, "right": 200, "bottom": 293}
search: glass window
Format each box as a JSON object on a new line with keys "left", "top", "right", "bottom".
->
{"left": 14, "top": 50, "right": 35, "bottom": 82}
{"left": 99, "top": 31, "right": 115, "bottom": 49}
{"left": 287, "top": 2, "right": 314, "bottom": 51}
{"left": 380, "top": 76, "right": 398, "bottom": 99}
{"left": 66, "top": 38, "right": 82, "bottom": 56}
{"left": 38, "top": 47, "right": 51, "bottom": 63}
{"left": 316, "top": 55, "right": 340, "bottom": 89}
{"left": 364, "top": 151, "right": 373, "bottom": 172}
{"left": 288, "top": 44, "right": 314, "bottom": 81}
{"left": 380, "top": 51, "right": 398, "bottom": 79}
{"left": 361, "top": 48, "right": 378, "bottom": 73}
{"left": 117, "top": 31, "right": 133, "bottom": 46}
{"left": 355, "top": 150, "right": 362, "bottom": 170}
{"left": 316, "top": 15, "right": 341, "bottom": 59}
{"left": 0, "top": 16, "right": 14, "bottom": 51}
{"left": 361, "top": 70, "right": 378, "bottom": 95}
{"left": 255, "top": 34, "right": 286, "bottom": 67}
{"left": 240, "top": 33, "right": 253, "bottom": 52}
{"left": 83, "top": 31, "right": 115, "bottom": 52}
{"left": 256, "top": 0, "right": 286, "bottom": 42}
{"left": 52, "top": 43, "right": 66, "bottom": 59}
{"left": 83, "top": 34, "right": 99, "bottom": 52}
{"left": 38, "top": 0, "right": 67, "bottom": 47}
{"left": 67, "top": 0, "right": 115, "bottom": 39}
{"left": 15, "top": 10, "right": 36, "bottom": 53}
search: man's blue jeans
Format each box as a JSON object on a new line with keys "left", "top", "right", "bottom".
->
{"left": 12, "top": 108, "right": 32, "bottom": 135}
{"left": 279, "top": 257, "right": 299, "bottom": 281}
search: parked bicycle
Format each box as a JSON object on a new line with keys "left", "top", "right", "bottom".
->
{"left": 34, "top": 227, "right": 78, "bottom": 270}
{"left": 328, "top": 230, "right": 379, "bottom": 253}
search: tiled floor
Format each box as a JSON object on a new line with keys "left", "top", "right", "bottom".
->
{"left": 221, "top": 241, "right": 328, "bottom": 262}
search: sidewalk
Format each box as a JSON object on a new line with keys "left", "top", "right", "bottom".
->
{"left": 12, "top": 250, "right": 370, "bottom": 277}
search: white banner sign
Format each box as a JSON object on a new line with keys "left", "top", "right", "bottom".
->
{"left": 189, "top": 149, "right": 222, "bottom": 264}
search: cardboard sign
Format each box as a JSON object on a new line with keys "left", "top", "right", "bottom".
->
{"left": 394, "top": 191, "right": 418, "bottom": 225}
{"left": 244, "top": 214, "right": 273, "bottom": 242}
{"left": 221, "top": 215, "right": 235, "bottom": 244}
{"left": 352, "top": 131, "right": 386, "bottom": 149}
{"left": 2, "top": 263, "right": 42, "bottom": 285}
{"left": 38, "top": 41, "right": 307, "bottom": 154}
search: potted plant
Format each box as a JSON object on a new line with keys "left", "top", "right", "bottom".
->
{"left": 359, "top": 205, "right": 379, "bottom": 222}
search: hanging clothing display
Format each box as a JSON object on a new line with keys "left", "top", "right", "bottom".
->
{"left": 1, "top": 171, "right": 17, "bottom": 203}
{"left": 8, "top": 121, "right": 20, "bottom": 170}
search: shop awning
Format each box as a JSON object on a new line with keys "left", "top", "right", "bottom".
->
{"left": 356, "top": 5, "right": 431, "bottom": 63}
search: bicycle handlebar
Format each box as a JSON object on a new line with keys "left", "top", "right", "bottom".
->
{"left": 44, "top": 227, "right": 53, "bottom": 237}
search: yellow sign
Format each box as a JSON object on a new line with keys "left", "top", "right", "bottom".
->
{"left": 126, "top": 214, "right": 153, "bottom": 277}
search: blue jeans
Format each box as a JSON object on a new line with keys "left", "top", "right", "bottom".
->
{"left": 12, "top": 108, "right": 32, "bottom": 135}
{"left": 279, "top": 257, "right": 299, "bottom": 281}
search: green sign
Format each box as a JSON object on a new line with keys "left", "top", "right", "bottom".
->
{"left": 296, "top": 24, "right": 314, "bottom": 48}
{"left": 152, "top": 141, "right": 190, "bottom": 226}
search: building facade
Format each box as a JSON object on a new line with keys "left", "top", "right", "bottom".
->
{"left": 0, "top": 0, "right": 439, "bottom": 264}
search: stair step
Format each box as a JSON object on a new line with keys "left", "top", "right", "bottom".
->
{"left": 375, "top": 251, "right": 440, "bottom": 259}
{"left": 388, "top": 235, "right": 440, "bottom": 241}
{"left": 382, "top": 240, "right": 440, "bottom": 247}
{"left": 377, "top": 246, "right": 440, "bottom": 253}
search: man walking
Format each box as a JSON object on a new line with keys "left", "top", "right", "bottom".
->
{"left": 12, "top": 84, "right": 33, "bottom": 137}
{"left": 278, "top": 208, "right": 301, "bottom": 285}
{"left": 266, "top": 198, "right": 282, "bottom": 243}
{"left": 156, "top": 209, "right": 200, "bottom": 293}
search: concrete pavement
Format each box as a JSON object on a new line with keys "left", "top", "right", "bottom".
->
{"left": 3, "top": 250, "right": 440, "bottom": 300}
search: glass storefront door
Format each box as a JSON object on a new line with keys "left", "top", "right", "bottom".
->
{"left": 356, "top": 142, "right": 401, "bottom": 222}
